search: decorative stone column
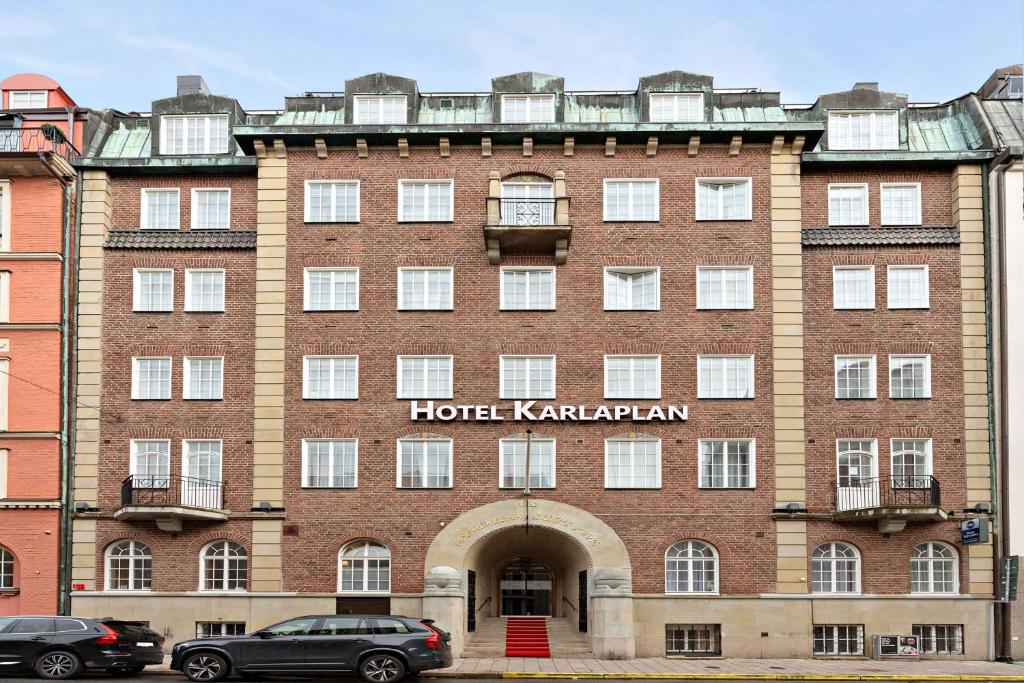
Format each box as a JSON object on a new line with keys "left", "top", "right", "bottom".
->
{"left": 422, "top": 566, "right": 466, "bottom": 657}
{"left": 588, "top": 567, "right": 635, "bottom": 659}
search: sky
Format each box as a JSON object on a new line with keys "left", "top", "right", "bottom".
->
{"left": 2, "top": 0, "right": 1021, "bottom": 112}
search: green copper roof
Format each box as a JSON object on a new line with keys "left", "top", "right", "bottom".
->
{"left": 99, "top": 123, "right": 151, "bottom": 158}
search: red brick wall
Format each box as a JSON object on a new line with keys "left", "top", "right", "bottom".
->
{"left": 2, "top": 330, "right": 61, "bottom": 431}
{"left": 802, "top": 169, "right": 953, "bottom": 226}
{"left": 8, "top": 261, "right": 62, "bottom": 322}
{"left": 0, "top": 509, "right": 60, "bottom": 615}
{"left": 109, "top": 175, "right": 257, "bottom": 231}
{"left": 9, "top": 177, "right": 65, "bottom": 252}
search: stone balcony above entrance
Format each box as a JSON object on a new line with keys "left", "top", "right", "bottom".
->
{"left": 116, "top": 474, "right": 228, "bottom": 533}
{"left": 832, "top": 475, "right": 946, "bottom": 533}
{"left": 484, "top": 171, "right": 571, "bottom": 265}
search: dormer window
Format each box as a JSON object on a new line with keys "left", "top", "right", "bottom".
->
{"left": 160, "top": 115, "right": 229, "bottom": 155}
{"left": 353, "top": 95, "right": 407, "bottom": 124}
{"left": 649, "top": 93, "right": 703, "bottom": 122}
{"left": 501, "top": 94, "right": 555, "bottom": 124}
{"left": 828, "top": 111, "right": 899, "bottom": 150}
{"left": 8, "top": 91, "right": 47, "bottom": 108}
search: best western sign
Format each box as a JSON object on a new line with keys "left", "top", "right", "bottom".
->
{"left": 411, "top": 401, "right": 688, "bottom": 422}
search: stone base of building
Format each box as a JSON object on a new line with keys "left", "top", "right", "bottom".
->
{"left": 71, "top": 592, "right": 993, "bottom": 660}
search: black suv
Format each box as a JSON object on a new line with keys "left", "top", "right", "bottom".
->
{"left": 0, "top": 615, "right": 164, "bottom": 679}
{"left": 171, "top": 615, "right": 452, "bottom": 682}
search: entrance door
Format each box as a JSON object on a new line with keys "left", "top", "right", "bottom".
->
{"left": 578, "top": 570, "right": 588, "bottom": 633}
{"left": 500, "top": 559, "right": 552, "bottom": 616}
{"left": 467, "top": 570, "right": 476, "bottom": 632}
{"left": 182, "top": 440, "right": 222, "bottom": 508}
{"left": 836, "top": 441, "right": 879, "bottom": 511}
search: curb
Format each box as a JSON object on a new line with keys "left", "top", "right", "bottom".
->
{"left": 426, "top": 674, "right": 1024, "bottom": 681}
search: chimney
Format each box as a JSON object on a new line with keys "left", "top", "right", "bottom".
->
{"left": 852, "top": 82, "right": 879, "bottom": 92}
{"left": 176, "top": 75, "right": 210, "bottom": 97}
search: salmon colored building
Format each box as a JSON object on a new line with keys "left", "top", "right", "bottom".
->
{"left": 0, "top": 73, "right": 89, "bottom": 615}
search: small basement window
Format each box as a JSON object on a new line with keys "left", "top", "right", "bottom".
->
{"left": 666, "top": 624, "right": 721, "bottom": 656}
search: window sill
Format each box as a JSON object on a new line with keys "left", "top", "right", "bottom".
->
{"left": 304, "top": 221, "right": 361, "bottom": 225}
{"left": 301, "top": 486, "right": 358, "bottom": 490}
{"left": 396, "top": 487, "right": 454, "bottom": 491}
{"left": 603, "top": 220, "right": 661, "bottom": 224}
{"left": 663, "top": 592, "right": 721, "bottom": 597}
{"left": 131, "top": 398, "right": 172, "bottom": 402}
{"left": 303, "top": 309, "right": 360, "bottom": 313}
{"left": 604, "top": 308, "right": 662, "bottom": 313}
{"left": 694, "top": 218, "right": 753, "bottom": 223}
{"left": 499, "top": 308, "right": 557, "bottom": 313}
{"left": 302, "top": 397, "right": 359, "bottom": 401}
{"left": 397, "top": 221, "right": 454, "bottom": 225}
{"left": 184, "top": 310, "right": 226, "bottom": 315}
{"left": 183, "top": 398, "right": 225, "bottom": 402}
{"left": 132, "top": 310, "right": 173, "bottom": 314}
{"left": 0, "top": 587, "right": 19, "bottom": 595}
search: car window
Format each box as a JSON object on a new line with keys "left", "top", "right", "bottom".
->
{"left": 264, "top": 617, "right": 318, "bottom": 636}
{"left": 0, "top": 617, "right": 17, "bottom": 633}
{"left": 10, "top": 618, "right": 55, "bottom": 634}
{"left": 372, "top": 619, "right": 411, "bottom": 635}
{"left": 105, "top": 621, "right": 156, "bottom": 638}
{"left": 315, "top": 617, "right": 370, "bottom": 636}
{"left": 54, "top": 619, "right": 89, "bottom": 632}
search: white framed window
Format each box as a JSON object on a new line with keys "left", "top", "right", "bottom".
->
{"left": 699, "top": 439, "right": 755, "bottom": 488}
{"left": 0, "top": 180, "right": 10, "bottom": 252}
{"left": 828, "top": 110, "right": 899, "bottom": 150}
{"left": 837, "top": 439, "right": 877, "bottom": 488}
{"left": 665, "top": 540, "right": 718, "bottom": 594}
{"left": 500, "top": 181, "right": 554, "bottom": 226}
{"left": 649, "top": 92, "right": 704, "bottom": 122}
{"left": 0, "top": 359, "right": 6, "bottom": 432}
{"left": 183, "top": 357, "right": 224, "bottom": 400}
{"left": 887, "top": 265, "right": 929, "bottom": 309}
{"left": 303, "top": 356, "right": 358, "bottom": 399}
{"left": 191, "top": 189, "right": 230, "bottom": 229}
{"left": 603, "top": 179, "right": 659, "bottom": 222}
{"left": 197, "top": 622, "right": 246, "bottom": 638}
{"left": 501, "top": 94, "right": 555, "bottom": 123}
{"left": 828, "top": 184, "right": 869, "bottom": 226}
{"left": 304, "top": 181, "right": 360, "bottom": 223}
{"left": 129, "top": 439, "right": 170, "bottom": 488}
{"left": 104, "top": 540, "right": 152, "bottom": 592}
{"left": 160, "top": 115, "right": 229, "bottom": 155}
{"left": 913, "top": 624, "right": 963, "bottom": 655}
{"left": 0, "top": 272, "right": 10, "bottom": 323}
{"left": 200, "top": 540, "right": 247, "bottom": 592}
{"left": 353, "top": 95, "right": 407, "bottom": 125}
{"left": 304, "top": 268, "right": 359, "bottom": 311}
{"left": 889, "top": 355, "right": 931, "bottom": 399}
{"left": 813, "top": 624, "right": 864, "bottom": 656}
{"left": 398, "top": 180, "right": 453, "bottom": 222}
{"left": 811, "top": 542, "right": 861, "bottom": 594}
{"left": 182, "top": 439, "right": 223, "bottom": 494}
{"left": 604, "top": 434, "right": 661, "bottom": 488}
{"left": 338, "top": 541, "right": 391, "bottom": 592}
{"left": 397, "top": 355, "right": 453, "bottom": 399}
{"left": 131, "top": 357, "right": 171, "bottom": 400}
{"left": 500, "top": 355, "right": 555, "bottom": 399}
{"left": 397, "top": 437, "right": 452, "bottom": 488}
{"left": 604, "top": 355, "right": 660, "bottom": 399}
{"left": 9, "top": 90, "right": 47, "bottom": 108}
{"left": 499, "top": 435, "right": 555, "bottom": 489}
{"left": 880, "top": 183, "right": 921, "bottom": 225}
{"left": 697, "top": 355, "right": 754, "bottom": 399}
{"left": 184, "top": 269, "right": 225, "bottom": 312}
{"left": 302, "top": 439, "right": 358, "bottom": 488}
{"left": 500, "top": 267, "right": 555, "bottom": 311}
{"left": 834, "top": 355, "right": 876, "bottom": 399}
{"left": 696, "top": 178, "right": 752, "bottom": 221}
{"left": 398, "top": 268, "right": 453, "bottom": 311}
{"left": 141, "top": 189, "right": 180, "bottom": 230}
{"left": 832, "top": 266, "right": 875, "bottom": 309}
{"left": 891, "top": 439, "right": 933, "bottom": 487}
{"left": 133, "top": 269, "right": 174, "bottom": 312}
{"left": 0, "top": 546, "right": 11, "bottom": 589}
{"left": 697, "top": 266, "right": 753, "bottom": 309}
{"left": 665, "top": 624, "right": 721, "bottom": 656}
{"left": 604, "top": 268, "right": 659, "bottom": 311}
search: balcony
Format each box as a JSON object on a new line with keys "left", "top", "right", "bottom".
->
{"left": 483, "top": 171, "right": 571, "bottom": 265}
{"left": 0, "top": 127, "right": 78, "bottom": 179}
{"left": 116, "top": 475, "right": 228, "bottom": 532}
{"left": 833, "top": 476, "right": 946, "bottom": 533}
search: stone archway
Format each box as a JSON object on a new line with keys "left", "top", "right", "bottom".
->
{"left": 423, "top": 499, "right": 634, "bottom": 659}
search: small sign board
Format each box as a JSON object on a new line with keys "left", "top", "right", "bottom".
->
{"left": 872, "top": 635, "right": 920, "bottom": 659}
{"left": 961, "top": 518, "right": 988, "bottom": 545}
{"left": 999, "top": 555, "right": 1019, "bottom": 602}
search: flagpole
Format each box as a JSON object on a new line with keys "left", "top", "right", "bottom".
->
{"left": 524, "top": 429, "right": 532, "bottom": 534}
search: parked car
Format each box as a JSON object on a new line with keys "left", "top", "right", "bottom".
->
{"left": 171, "top": 615, "right": 452, "bottom": 682}
{"left": 0, "top": 615, "right": 164, "bottom": 679}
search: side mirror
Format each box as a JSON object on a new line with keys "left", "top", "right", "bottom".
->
{"left": 255, "top": 630, "right": 273, "bottom": 639}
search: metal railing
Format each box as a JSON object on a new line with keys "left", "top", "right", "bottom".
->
{"left": 499, "top": 198, "right": 557, "bottom": 226}
{"left": 834, "top": 475, "right": 940, "bottom": 512}
{"left": 121, "top": 474, "right": 225, "bottom": 510}
{"left": 0, "top": 127, "right": 79, "bottom": 162}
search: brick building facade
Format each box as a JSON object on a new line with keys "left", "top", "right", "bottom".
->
{"left": 68, "top": 71, "right": 1016, "bottom": 660}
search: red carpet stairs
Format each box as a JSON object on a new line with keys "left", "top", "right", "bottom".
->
{"left": 504, "top": 616, "right": 550, "bottom": 657}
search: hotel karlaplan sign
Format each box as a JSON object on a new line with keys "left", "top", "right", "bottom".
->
{"left": 411, "top": 400, "right": 688, "bottom": 422}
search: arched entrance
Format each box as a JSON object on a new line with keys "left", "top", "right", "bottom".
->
{"left": 423, "top": 499, "right": 635, "bottom": 659}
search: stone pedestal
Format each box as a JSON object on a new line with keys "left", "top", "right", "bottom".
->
{"left": 589, "top": 567, "right": 635, "bottom": 659}
{"left": 423, "top": 566, "right": 466, "bottom": 657}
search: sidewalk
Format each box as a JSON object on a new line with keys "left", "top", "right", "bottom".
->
{"left": 151, "top": 655, "right": 1024, "bottom": 680}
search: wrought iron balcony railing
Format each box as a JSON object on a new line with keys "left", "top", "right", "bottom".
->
{"left": 834, "top": 475, "right": 941, "bottom": 512}
{"left": 499, "top": 198, "right": 557, "bottom": 226}
{"left": 0, "top": 127, "right": 79, "bottom": 162}
{"left": 121, "top": 474, "right": 225, "bottom": 511}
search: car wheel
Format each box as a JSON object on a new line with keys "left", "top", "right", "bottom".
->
{"left": 360, "top": 653, "right": 406, "bottom": 683}
{"left": 34, "top": 651, "right": 82, "bottom": 680}
{"left": 183, "top": 652, "right": 230, "bottom": 682}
